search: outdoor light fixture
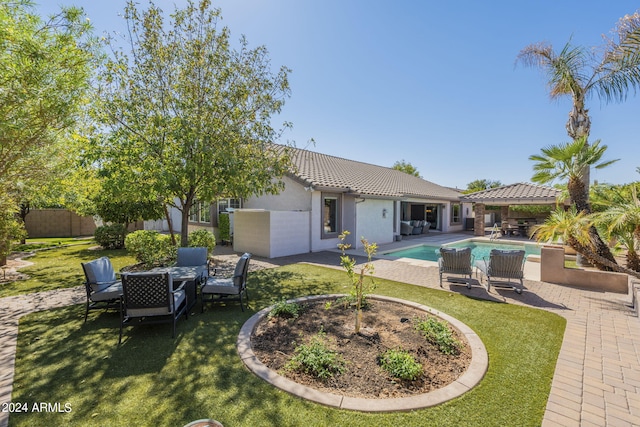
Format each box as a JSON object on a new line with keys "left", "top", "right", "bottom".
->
{"left": 382, "top": 208, "right": 387, "bottom": 218}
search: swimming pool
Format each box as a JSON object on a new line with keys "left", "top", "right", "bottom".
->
{"left": 384, "top": 240, "right": 541, "bottom": 262}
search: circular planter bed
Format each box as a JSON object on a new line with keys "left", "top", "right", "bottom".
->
{"left": 237, "top": 294, "right": 488, "bottom": 412}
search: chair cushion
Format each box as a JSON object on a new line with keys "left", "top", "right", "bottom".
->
{"left": 83, "top": 257, "right": 117, "bottom": 292}
{"left": 177, "top": 247, "right": 208, "bottom": 267}
{"left": 201, "top": 277, "right": 239, "bottom": 295}
{"left": 127, "top": 288, "right": 185, "bottom": 317}
{"left": 90, "top": 281, "right": 123, "bottom": 302}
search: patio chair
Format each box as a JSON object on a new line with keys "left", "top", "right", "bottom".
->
{"left": 176, "top": 246, "right": 210, "bottom": 277}
{"left": 81, "top": 257, "right": 123, "bottom": 322}
{"left": 475, "top": 249, "right": 526, "bottom": 294}
{"left": 200, "top": 253, "right": 251, "bottom": 312}
{"left": 438, "top": 247, "right": 473, "bottom": 288}
{"left": 400, "top": 221, "right": 413, "bottom": 236}
{"left": 119, "top": 272, "right": 188, "bottom": 344}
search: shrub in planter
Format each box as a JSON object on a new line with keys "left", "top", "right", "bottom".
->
{"left": 125, "top": 230, "right": 176, "bottom": 267}
{"left": 218, "top": 213, "right": 230, "bottom": 244}
{"left": 414, "top": 316, "right": 462, "bottom": 355}
{"left": 285, "top": 330, "right": 346, "bottom": 380}
{"left": 188, "top": 229, "right": 216, "bottom": 254}
{"left": 94, "top": 224, "right": 127, "bottom": 249}
{"left": 379, "top": 348, "right": 423, "bottom": 381}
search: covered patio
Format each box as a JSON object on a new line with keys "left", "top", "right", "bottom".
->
{"left": 460, "top": 182, "right": 567, "bottom": 237}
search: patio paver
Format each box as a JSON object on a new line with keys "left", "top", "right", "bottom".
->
{"left": 1, "top": 233, "right": 639, "bottom": 426}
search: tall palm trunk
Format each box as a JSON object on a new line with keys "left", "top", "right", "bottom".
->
{"left": 566, "top": 106, "right": 617, "bottom": 269}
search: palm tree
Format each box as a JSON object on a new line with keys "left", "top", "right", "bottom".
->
{"left": 534, "top": 207, "right": 640, "bottom": 279}
{"left": 530, "top": 138, "right": 618, "bottom": 268}
{"left": 593, "top": 186, "right": 640, "bottom": 271}
{"left": 518, "top": 12, "right": 640, "bottom": 151}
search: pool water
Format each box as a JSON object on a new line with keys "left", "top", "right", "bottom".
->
{"left": 385, "top": 241, "right": 541, "bottom": 262}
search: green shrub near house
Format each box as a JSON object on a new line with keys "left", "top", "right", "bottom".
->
{"left": 124, "top": 230, "right": 176, "bottom": 267}
{"left": 94, "top": 224, "right": 127, "bottom": 249}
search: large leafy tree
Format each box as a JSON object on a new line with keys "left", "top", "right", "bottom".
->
{"left": 0, "top": 0, "right": 95, "bottom": 261}
{"left": 92, "top": 0, "right": 292, "bottom": 246}
{"left": 391, "top": 160, "right": 420, "bottom": 177}
{"left": 530, "top": 138, "right": 618, "bottom": 268}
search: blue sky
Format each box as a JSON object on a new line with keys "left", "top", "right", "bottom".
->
{"left": 36, "top": 1, "right": 640, "bottom": 189}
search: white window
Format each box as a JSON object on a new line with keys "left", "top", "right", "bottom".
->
{"left": 322, "top": 193, "right": 341, "bottom": 238}
{"left": 450, "top": 203, "right": 461, "bottom": 225}
{"left": 189, "top": 200, "right": 212, "bottom": 224}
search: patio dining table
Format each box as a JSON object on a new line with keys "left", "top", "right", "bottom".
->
{"left": 149, "top": 265, "right": 206, "bottom": 312}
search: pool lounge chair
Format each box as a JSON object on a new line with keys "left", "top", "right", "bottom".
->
{"left": 475, "top": 249, "right": 526, "bottom": 294}
{"left": 438, "top": 247, "right": 474, "bottom": 288}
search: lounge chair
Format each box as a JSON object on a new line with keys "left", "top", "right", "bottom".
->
{"left": 81, "top": 257, "right": 123, "bottom": 322}
{"left": 200, "top": 253, "right": 251, "bottom": 312}
{"left": 438, "top": 247, "right": 473, "bottom": 288}
{"left": 119, "top": 272, "right": 188, "bottom": 344}
{"left": 400, "top": 221, "right": 413, "bottom": 236}
{"left": 475, "top": 249, "right": 526, "bottom": 294}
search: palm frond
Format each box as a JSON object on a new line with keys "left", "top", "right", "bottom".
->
{"left": 596, "top": 12, "right": 640, "bottom": 102}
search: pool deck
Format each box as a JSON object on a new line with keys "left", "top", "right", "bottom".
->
{"left": 1, "top": 233, "right": 639, "bottom": 426}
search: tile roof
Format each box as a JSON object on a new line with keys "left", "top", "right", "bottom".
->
{"left": 279, "top": 145, "right": 462, "bottom": 201}
{"left": 460, "top": 182, "right": 563, "bottom": 204}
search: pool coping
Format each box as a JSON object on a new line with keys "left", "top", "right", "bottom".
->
{"left": 236, "top": 294, "right": 488, "bottom": 412}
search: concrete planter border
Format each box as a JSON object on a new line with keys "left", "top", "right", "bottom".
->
{"left": 237, "top": 294, "right": 488, "bottom": 412}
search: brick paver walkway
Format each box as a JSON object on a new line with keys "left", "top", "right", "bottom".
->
{"left": 1, "top": 236, "right": 639, "bottom": 426}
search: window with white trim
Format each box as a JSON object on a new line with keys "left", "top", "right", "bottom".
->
{"left": 450, "top": 203, "right": 461, "bottom": 225}
{"left": 189, "top": 200, "right": 212, "bottom": 224}
{"left": 322, "top": 193, "right": 341, "bottom": 238}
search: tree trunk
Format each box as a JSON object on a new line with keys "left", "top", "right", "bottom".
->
{"left": 180, "top": 197, "right": 194, "bottom": 247}
{"left": 567, "top": 177, "right": 617, "bottom": 270}
{"left": 566, "top": 105, "right": 591, "bottom": 201}
{"left": 627, "top": 249, "right": 640, "bottom": 272}
{"left": 163, "top": 203, "right": 177, "bottom": 246}
{"left": 566, "top": 236, "right": 640, "bottom": 279}
{"left": 18, "top": 202, "right": 29, "bottom": 245}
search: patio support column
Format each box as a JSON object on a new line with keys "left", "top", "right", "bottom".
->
{"left": 501, "top": 206, "right": 509, "bottom": 222}
{"left": 474, "top": 203, "right": 485, "bottom": 236}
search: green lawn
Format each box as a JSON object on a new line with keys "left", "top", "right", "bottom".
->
{"left": 12, "top": 237, "right": 95, "bottom": 252}
{"left": 7, "top": 249, "right": 566, "bottom": 427}
{"left": 0, "top": 243, "right": 135, "bottom": 298}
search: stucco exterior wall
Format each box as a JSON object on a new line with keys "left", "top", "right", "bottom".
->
{"left": 355, "top": 199, "right": 394, "bottom": 247}
{"left": 233, "top": 209, "right": 310, "bottom": 258}
{"left": 540, "top": 246, "right": 629, "bottom": 293}
{"left": 243, "top": 175, "right": 312, "bottom": 211}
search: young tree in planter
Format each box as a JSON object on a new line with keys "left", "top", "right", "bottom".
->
{"left": 338, "top": 231, "right": 377, "bottom": 334}
{"left": 92, "top": 0, "right": 293, "bottom": 247}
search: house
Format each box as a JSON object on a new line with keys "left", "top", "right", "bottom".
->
{"left": 147, "top": 146, "right": 470, "bottom": 258}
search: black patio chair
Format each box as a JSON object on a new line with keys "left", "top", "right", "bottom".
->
{"left": 119, "top": 272, "right": 188, "bottom": 344}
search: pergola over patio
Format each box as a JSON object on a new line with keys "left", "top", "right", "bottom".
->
{"left": 460, "top": 182, "right": 567, "bottom": 236}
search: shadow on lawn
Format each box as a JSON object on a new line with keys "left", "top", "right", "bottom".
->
{"left": 9, "top": 262, "right": 566, "bottom": 427}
